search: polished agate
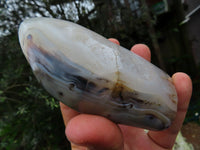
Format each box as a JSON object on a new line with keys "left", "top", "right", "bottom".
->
{"left": 18, "top": 17, "right": 177, "bottom": 130}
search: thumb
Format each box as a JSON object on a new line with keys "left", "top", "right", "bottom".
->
{"left": 65, "top": 114, "right": 123, "bottom": 150}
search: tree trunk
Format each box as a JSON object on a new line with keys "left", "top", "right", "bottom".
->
{"left": 140, "top": 0, "right": 166, "bottom": 70}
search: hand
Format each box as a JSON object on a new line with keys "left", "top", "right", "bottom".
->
{"left": 60, "top": 38, "right": 192, "bottom": 150}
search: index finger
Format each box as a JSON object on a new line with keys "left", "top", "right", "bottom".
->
{"left": 148, "top": 72, "right": 192, "bottom": 149}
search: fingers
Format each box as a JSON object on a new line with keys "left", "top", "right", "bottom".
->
{"left": 172, "top": 73, "right": 192, "bottom": 111}
{"left": 148, "top": 72, "right": 192, "bottom": 149}
{"left": 108, "top": 38, "right": 120, "bottom": 45}
{"left": 60, "top": 102, "right": 79, "bottom": 126}
{"left": 108, "top": 39, "right": 151, "bottom": 62}
{"left": 60, "top": 104, "right": 123, "bottom": 150}
{"left": 66, "top": 114, "right": 123, "bottom": 150}
{"left": 131, "top": 44, "right": 151, "bottom": 62}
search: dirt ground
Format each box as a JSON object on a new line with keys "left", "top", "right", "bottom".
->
{"left": 181, "top": 122, "right": 200, "bottom": 150}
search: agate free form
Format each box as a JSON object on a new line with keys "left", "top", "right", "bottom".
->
{"left": 18, "top": 17, "right": 177, "bottom": 130}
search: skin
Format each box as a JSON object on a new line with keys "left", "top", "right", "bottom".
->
{"left": 60, "top": 38, "right": 192, "bottom": 150}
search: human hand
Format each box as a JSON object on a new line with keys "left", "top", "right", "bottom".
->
{"left": 60, "top": 38, "right": 192, "bottom": 150}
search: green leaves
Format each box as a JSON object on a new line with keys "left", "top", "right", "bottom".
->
{"left": 46, "top": 98, "right": 59, "bottom": 110}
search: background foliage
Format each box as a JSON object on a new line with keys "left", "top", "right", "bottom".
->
{"left": 0, "top": 0, "right": 199, "bottom": 149}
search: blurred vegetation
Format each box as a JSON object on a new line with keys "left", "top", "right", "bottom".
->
{"left": 0, "top": 0, "right": 199, "bottom": 149}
